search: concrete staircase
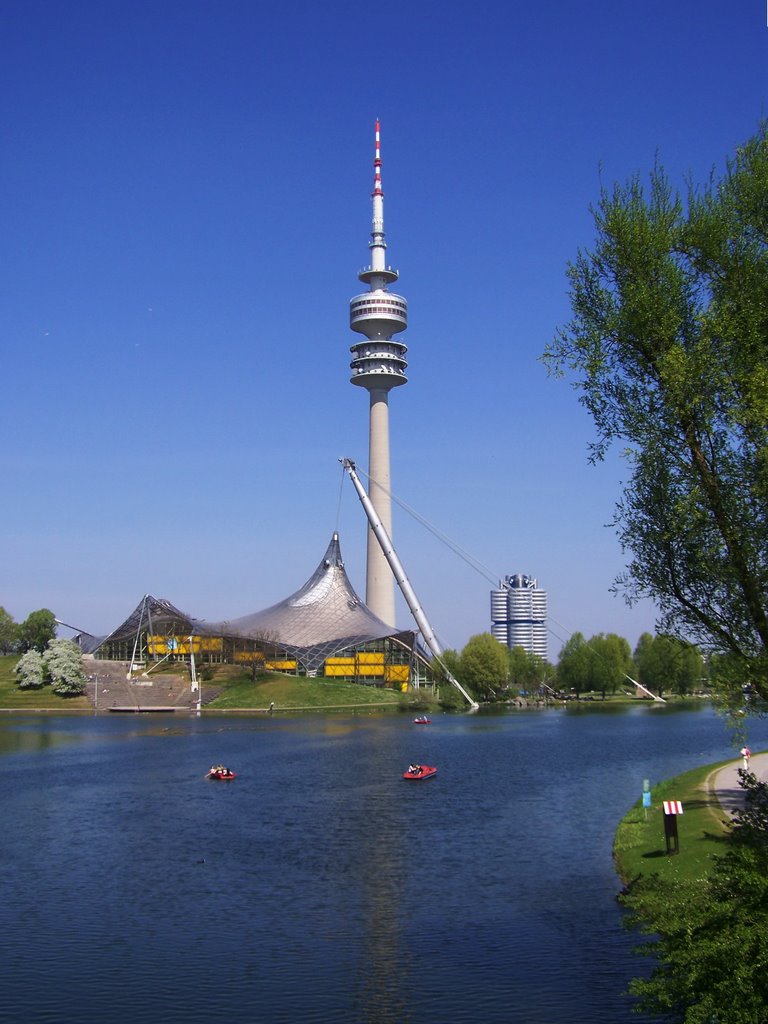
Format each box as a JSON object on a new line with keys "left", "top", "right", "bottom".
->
{"left": 84, "top": 659, "right": 198, "bottom": 711}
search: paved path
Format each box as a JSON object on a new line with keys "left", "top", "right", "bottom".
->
{"left": 710, "top": 750, "right": 768, "bottom": 816}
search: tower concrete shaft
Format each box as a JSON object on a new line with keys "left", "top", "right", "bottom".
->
{"left": 366, "top": 389, "right": 394, "bottom": 624}
{"left": 349, "top": 121, "right": 408, "bottom": 627}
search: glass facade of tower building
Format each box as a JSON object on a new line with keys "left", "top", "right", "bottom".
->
{"left": 491, "top": 574, "right": 548, "bottom": 661}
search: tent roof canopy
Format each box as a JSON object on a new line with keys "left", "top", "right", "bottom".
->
{"left": 92, "top": 534, "right": 424, "bottom": 674}
{"left": 206, "top": 533, "right": 394, "bottom": 647}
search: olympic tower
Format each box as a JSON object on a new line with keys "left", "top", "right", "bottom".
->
{"left": 349, "top": 121, "right": 408, "bottom": 627}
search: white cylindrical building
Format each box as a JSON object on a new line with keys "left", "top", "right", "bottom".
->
{"left": 349, "top": 121, "right": 407, "bottom": 627}
{"left": 491, "top": 574, "right": 548, "bottom": 661}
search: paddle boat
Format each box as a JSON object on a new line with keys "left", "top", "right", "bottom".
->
{"left": 412, "top": 716, "right": 432, "bottom": 725}
{"left": 206, "top": 765, "right": 236, "bottom": 780}
{"left": 403, "top": 764, "right": 437, "bottom": 781}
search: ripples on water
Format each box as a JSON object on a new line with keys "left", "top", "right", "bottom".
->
{"left": 1, "top": 705, "right": 765, "bottom": 1023}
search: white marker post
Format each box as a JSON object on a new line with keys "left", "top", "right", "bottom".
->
{"left": 188, "top": 636, "right": 201, "bottom": 715}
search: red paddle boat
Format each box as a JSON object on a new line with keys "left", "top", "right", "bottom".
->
{"left": 206, "top": 765, "right": 236, "bottom": 780}
{"left": 403, "top": 764, "right": 437, "bottom": 780}
{"left": 413, "top": 716, "right": 431, "bottom": 724}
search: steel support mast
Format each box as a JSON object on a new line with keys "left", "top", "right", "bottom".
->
{"left": 341, "top": 458, "right": 478, "bottom": 709}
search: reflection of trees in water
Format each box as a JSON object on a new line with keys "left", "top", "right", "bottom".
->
{"left": 350, "top": 731, "right": 412, "bottom": 1024}
{"left": 355, "top": 861, "right": 411, "bottom": 1024}
{"left": 0, "top": 724, "right": 78, "bottom": 756}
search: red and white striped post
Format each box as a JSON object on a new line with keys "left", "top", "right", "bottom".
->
{"left": 663, "top": 800, "right": 684, "bottom": 855}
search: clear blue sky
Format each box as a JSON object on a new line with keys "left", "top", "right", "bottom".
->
{"left": 2, "top": 0, "right": 766, "bottom": 658}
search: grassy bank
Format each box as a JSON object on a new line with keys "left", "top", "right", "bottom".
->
{"left": 204, "top": 667, "right": 414, "bottom": 712}
{"left": 0, "top": 656, "right": 434, "bottom": 714}
{"left": 0, "top": 655, "right": 91, "bottom": 711}
{"left": 614, "top": 756, "right": 768, "bottom": 1020}
{"left": 613, "top": 760, "right": 734, "bottom": 887}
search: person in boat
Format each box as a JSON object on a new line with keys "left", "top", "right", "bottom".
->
{"left": 408, "top": 764, "right": 422, "bottom": 774}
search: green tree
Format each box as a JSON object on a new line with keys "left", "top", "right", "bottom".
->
{"left": 426, "top": 649, "right": 467, "bottom": 708}
{"left": 18, "top": 608, "right": 57, "bottom": 653}
{"left": 709, "top": 650, "right": 749, "bottom": 702}
{"left": 634, "top": 633, "right": 662, "bottom": 695}
{"left": 508, "top": 645, "right": 550, "bottom": 693}
{"left": 544, "top": 125, "right": 768, "bottom": 703}
{"left": 586, "top": 633, "right": 633, "bottom": 698}
{"left": 459, "top": 633, "right": 509, "bottom": 699}
{"left": 45, "top": 639, "right": 86, "bottom": 697}
{"left": 434, "top": 647, "right": 462, "bottom": 685}
{"left": 556, "top": 632, "right": 592, "bottom": 696}
{"left": 634, "top": 633, "right": 704, "bottom": 698}
{"left": 675, "top": 642, "right": 704, "bottom": 696}
{"left": 14, "top": 649, "right": 45, "bottom": 688}
{"left": 557, "top": 632, "right": 632, "bottom": 697}
{"left": 0, "top": 607, "right": 19, "bottom": 654}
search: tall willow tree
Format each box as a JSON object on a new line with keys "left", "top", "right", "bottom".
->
{"left": 544, "top": 126, "right": 768, "bottom": 703}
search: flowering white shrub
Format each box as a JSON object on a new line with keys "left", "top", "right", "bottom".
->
{"left": 13, "top": 639, "right": 86, "bottom": 696}
{"left": 45, "top": 639, "right": 87, "bottom": 696}
{"left": 14, "top": 649, "right": 45, "bottom": 688}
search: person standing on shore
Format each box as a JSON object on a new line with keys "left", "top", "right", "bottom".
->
{"left": 740, "top": 745, "right": 751, "bottom": 770}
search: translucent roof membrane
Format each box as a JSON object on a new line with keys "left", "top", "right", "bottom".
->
{"left": 208, "top": 533, "right": 393, "bottom": 647}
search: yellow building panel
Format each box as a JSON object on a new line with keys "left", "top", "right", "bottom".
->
{"left": 356, "top": 664, "right": 385, "bottom": 677}
{"left": 199, "top": 637, "right": 223, "bottom": 652}
{"left": 324, "top": 665, "right": 352, "bottom": 677}
{"left": 234, "top": 651, "right": 265, "bottom": 663}
{"left": 385, "top": 665, "right": 410, "bottom": 683}
{"left": 357, "top": 653, "right": 385, "bottom": 666}
{"left": 265, "top": 660, "right": 297, "bottom": 671}
{"left": 147, "top": 634, "right": 200, "bottom": 655}
{"left": 325, "top": 657, "right": 356, "bottom": 668}
{"left": 175, "top": 639, "right": 200, "bottom": 655}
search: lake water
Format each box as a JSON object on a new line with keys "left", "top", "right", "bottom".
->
{"left": 1, "top": 703, "right": 765, "bottom": 1023}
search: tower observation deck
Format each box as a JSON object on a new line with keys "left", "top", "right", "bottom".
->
{"left": 349, "top": 122, "right": 408, "bottom": 626}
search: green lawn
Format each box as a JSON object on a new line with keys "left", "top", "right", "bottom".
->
{"left": 204, "top": 670, "right": 414, "bottom": 712}
{"left": 0, "top": 654, "right": 92, "bottom": 710}
{"left": 614, "top": 759, "right": 736, "bottom": 887}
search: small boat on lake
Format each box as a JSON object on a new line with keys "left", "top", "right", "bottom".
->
{"left": 403, "top": 764, "right": 437, "bottom": 781}
{"left": 413, "top": 716, "right": 431, "bottom": 724}
{"left": 206, "top": 766, "right": 236, "bottom": 780}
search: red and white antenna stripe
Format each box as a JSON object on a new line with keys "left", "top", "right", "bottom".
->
{"left": 373, "top": 119, "right": 383, "bottom": 197}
